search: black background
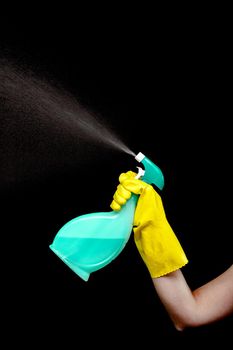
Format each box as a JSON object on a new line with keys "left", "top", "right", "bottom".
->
{"left": 0, "top": 7, "right": 232, "bottom": 345}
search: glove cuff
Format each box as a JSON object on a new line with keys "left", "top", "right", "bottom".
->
{"left": 134, "top": 223, "right": 189, "bottom": 279}
{"left": 148, "top": 255, "right": 188, "bottom": 279}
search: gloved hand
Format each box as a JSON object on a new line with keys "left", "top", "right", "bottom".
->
{"left": 110, "top": 171, "right": 188, "bottom": 278}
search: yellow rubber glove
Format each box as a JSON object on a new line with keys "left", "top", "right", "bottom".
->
{"left": 110, "top": 171, "right": 188, "bottom": 278}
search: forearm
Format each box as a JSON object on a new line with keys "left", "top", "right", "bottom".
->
{"left": 152, "top": 270, "right": 197, "bottom": 330}
{"left": 152, "top": 265, "right": 233, "bottom": 331}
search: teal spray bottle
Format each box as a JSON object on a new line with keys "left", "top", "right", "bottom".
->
{"left": 49, "top": 152, "right": 164, "bottom": 281}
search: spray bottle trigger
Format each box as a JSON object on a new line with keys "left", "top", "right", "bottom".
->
{"left": 135, "top": 166, "right": 145, "bottom": 179}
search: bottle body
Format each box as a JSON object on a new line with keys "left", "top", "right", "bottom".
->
{"left": 49, "top": 194, "right": 138, "bottom": 281}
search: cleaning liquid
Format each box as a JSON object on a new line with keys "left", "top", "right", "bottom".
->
{"left": 49, "top": 152, "right": 164, "bottom": 281}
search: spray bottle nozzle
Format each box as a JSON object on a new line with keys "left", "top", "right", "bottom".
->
{"left": 135, "top": 152, "right": 145, "bottom": 162}
{"left": 135, "top": 152, "right": 164, "bottom": 190}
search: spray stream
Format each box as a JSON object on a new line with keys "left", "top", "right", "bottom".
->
{"left": 0, "top": 59, "right": 135, "bottom": 187}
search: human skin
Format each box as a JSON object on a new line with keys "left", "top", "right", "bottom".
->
{"left": 152, "top": 264, "right": 233, "bottom": 331}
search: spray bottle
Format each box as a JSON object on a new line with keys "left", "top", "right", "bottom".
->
{"left": 49, "top": 152, "right": 164, "bottom": 281}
